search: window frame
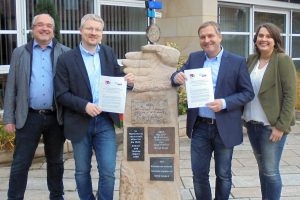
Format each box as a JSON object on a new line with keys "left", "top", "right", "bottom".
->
{"left": 218, "top": 1, "right": 300, "bottom": 59}
{"left": 96, "top": 0, "right": 147, "bottom": 36}
{"left": 95, "top": 0, "right": 148, "bottom": 59}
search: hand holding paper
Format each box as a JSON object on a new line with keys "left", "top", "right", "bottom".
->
{"left": 184, "top": 68, "right": 214, "bottom": 108}
{"left": 98, "top": 76, "right": 127, "bottom": 113}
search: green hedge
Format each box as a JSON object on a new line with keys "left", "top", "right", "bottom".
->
{"left": 0, "top": 125, "right": 15, "bottom": 152}
{"left": 166, "top": 42, "right": 187, "bottom": 115}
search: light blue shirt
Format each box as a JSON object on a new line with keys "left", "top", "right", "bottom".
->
{"left": 199, "top": 47, "right": 226, "bottom": 119}
{"left": 79, "top": 43, "right": 101, "bottom": 105}
{"left": 29, "top": 40, "right": 53, "bottom": 109}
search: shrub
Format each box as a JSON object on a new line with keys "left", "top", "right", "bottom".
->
{"left": 0, "top": 125, "right": 15, "bottom": 152}
{"left": 296, "top": 72, "right": 300, "bottom": 110}
{"left": 166, "top": 42, "right": 187, "bottom": 115}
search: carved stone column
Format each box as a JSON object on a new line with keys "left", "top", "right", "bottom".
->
{"left": 120, "top": 45, "right": 181, "bottom": 200}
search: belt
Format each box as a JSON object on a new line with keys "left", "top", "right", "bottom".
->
{"left": 247, "top": 120, "right": 264, "bottom": 126}
{"left": 196, "top": 116, "right": 216, "bottom": 125}
{"left": 29, "top": 108, "right": 56, "bottom": 115}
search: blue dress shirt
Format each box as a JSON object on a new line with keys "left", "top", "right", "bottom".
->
{"left": 29, "top": 40, "right": 53, "bottom": 109}
{"left": 79, "top": 43, "right": 101, "bottom": 105}
{"left": 199, "top": 47, "right": 226, "bottom": 119}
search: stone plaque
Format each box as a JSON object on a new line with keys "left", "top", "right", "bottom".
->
{"left": 148, "top": 127, "right": 175, "bottom": 154}
{"left": 131, "top": 99, "right": 169, "bottom": 124}
{"left": 127, "top": 127, "right": 144, "bottom": 161}
{"left": 150, "top": 157, "right": 174, "bottom": 181}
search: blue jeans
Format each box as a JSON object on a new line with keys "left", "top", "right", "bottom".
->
{"left": 72, "top": 113, "right": 117, "bottom": 200}
{"left": 246, "top": 122, "right": 287, "bottom": 200}
{"left": 7, "top": 111, "right": 65, "bottom": 200}
{"left": 191, "top": 123, "right": 233, "bottom": 200}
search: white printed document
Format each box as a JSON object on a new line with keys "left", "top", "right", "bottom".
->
{"left": 99, "top": 76, "right": 127, "bottom": 113}
{"left": 184, "top": 68, "right": 214, "bottom": 108}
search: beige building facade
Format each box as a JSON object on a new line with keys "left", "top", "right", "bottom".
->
{"left": 0, "top": 0, "right": 300, "bottom": 109}
{"left": 158, "top": 0, "right": 218, "bottom": 56}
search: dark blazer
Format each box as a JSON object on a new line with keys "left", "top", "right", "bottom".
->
{"left": 54, "top": 44, "right": 124, "bottom": 143}
{"left": 171, "top": 50, "right": 254, "bottom": 148}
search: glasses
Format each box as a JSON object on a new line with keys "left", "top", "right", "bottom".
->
{"left": 33, "top": 23, "right": 54, "bottom": 29}
{"left": 84, "top": 27, "right": 103, "bottom": 33}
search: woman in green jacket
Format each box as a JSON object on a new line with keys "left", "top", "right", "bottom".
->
{"left": 243, "top": 23, "right": 297, "bottom": 200}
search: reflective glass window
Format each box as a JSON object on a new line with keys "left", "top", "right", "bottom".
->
{"left": 105, "top": 34, "right": 147, "bottom": 59}
{"left": 0, "top": 34, "right": 17, "bottom": 65}
{"left": 292, "top": 12, "right": 300, "bottom": 34}
{"left": 219, "top": 6, "right": 249, "bottom": 32}
{"left": 101, "top": 5, "right": 147, "bottom": 32}
{"left": 292, "top": 37, "right": 300, "bottom": 57}
{"left": 254, "top": 12, "right": 286, "bottom": 33}
{"left": 0, "top": 0, "right": 16, "bottom": 29}
{"left": 222, "top": 35, "right": 249, "bottom": 57}
{"left": 26, "top": 0, "right": 94, "bottom": 30}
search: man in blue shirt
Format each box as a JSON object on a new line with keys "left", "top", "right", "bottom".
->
{"left": 3, "top": 14, "right": 70, "bottom": 200}
{"left": 54, "top": 14, "right": 134, "bottom": 200}
{"left": 171, "top": 21, "right": 254, "bottom": 200}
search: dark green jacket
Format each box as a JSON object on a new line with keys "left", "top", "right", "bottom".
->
{"left": 247, "top": 51, "right": 297, "bottom": 133}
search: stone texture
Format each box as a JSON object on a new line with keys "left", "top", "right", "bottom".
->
{"left": 123, "top": 44, "right": 180, "bottom": 93}
{"left": 120, "top": 45, "right": 181, "bottom": 200}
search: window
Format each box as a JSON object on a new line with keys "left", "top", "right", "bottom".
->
{"left": 97, "top": 0, "right": 147, "bottom": 59}
{"left": 218, "top": 5, "right": 250, "bottom": 57}
{"left": 218, "top": 3, "right": 299, "bottom": 58}
{"left": 0, "top": 0, "right": 147, "bottom": 109}
{"left": 0, "top": 0, "right": 17, "bottom": 66}
{"left": 26, "top": 0, "right": 94, "bottom": 48}
{"left": 254, "top": 10, "right": 288, "bottom": 52}
{"left": 290, "top": 0, "right": 300, "bottom": 3}
{"left": 0, "top": 0, "right": 17, "bottom": 109}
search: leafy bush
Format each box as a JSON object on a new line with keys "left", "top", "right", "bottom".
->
{"left": 296, "top": 72, "right": 300, "bottom": 110}
{"left": 0, "top": 125, "right": 15, "bottom": 152}
{"left": 166, "top": 42, "right": 187, "bottom": 115}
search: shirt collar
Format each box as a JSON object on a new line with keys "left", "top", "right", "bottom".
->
{"left": 79, "top": 42, "right": 100, "bottom": 56}
{"left": 33, "top": 40, "right": 53, "bottom": 49}
{"left": 205, "top": 46, "right": 224, "bottom": 61}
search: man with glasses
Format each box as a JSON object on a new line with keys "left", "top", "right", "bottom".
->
{"left": 54, "top": 14, "right": 134, "bottom": 200}
{"left": 3, "top": 14, "right": 70, "bottom": 200}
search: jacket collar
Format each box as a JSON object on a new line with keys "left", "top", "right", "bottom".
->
{"left": 25, "top": 38, "right": 57, "bottom": 53}
{"left": 248, "top": 51, "right": 278, "bottom": 94}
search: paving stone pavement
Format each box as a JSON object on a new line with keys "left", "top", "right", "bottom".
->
{"left": 1, "top": 128, "right": 300, "bottom": 200}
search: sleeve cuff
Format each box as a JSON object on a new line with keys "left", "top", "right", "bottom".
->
{"left": 221, "top": 99, "right": 226, "bottom": 109}
{"left": 173, "top": 74, "right": 178, "bottom": 84}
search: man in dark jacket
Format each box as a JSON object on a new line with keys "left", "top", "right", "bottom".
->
{"left": 171, "top": 21, "right": 254, "bottom": 200}
{"left": 54, "top": 14, "right": 134, "bottom": 200}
